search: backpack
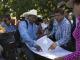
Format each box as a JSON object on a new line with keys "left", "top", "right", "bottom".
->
{"left": 48, "top": 19, "right": 54, "bottom": 32}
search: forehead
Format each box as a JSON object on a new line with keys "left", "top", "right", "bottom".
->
{"left": 29, "top": 15, "right": 36, "bottom": 17}
{"left": 54, "top": 13, "right": 62, "bottom": 16}
{"left": 74, "top": 4, "right": 80, "bottom": 8}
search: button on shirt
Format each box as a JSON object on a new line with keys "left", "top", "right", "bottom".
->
{"left": 18, "top": 20, "right": 39, "bottom": 47}
{"left": 51, "top": 17, "right": 71, "bottom": 46}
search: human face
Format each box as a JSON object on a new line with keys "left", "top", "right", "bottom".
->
{"left": 73, "top": 4, "right": 80, "bottom": 17}
{"left": 4, "top": 18, "right": 10, "bottom": 25}
{"left": 28, "top": 15, "right": 37, "bottom": 23}
{"left": 54, "top": 13, "right": 64, "bottom": 22}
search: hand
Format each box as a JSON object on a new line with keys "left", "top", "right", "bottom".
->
{"left": 48, "top": 42, "right": 57, "bottom": 50}
{"left": 35, "top": 45, "right": 42, "bottom": 52}
{"left": 54, "top": 57, "right": 64, "bottom": 60}
{"left": 37, "top": 30, "right": 44, "bottom": 38}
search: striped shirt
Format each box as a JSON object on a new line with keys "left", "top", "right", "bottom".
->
{"left": 51, "top": 17, "right": 71, "bottom": 46}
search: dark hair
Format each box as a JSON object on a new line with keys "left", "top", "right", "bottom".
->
{"left": 35, "top": 17, "right": 43, "bottom": 25}
{"left": 54, "top": 8, "right": 64, "bottom": 15}
{"left": 4, "top": 14, "right": 11, "bottom": 20}
{"left": 37, "top": 17, "right": 43, "bottom": 23}
{"left": 73, "top": 0, "right": 80, "bottom": 5}
{"left": 20, "top": 17, "right": 25, "bottom": 21}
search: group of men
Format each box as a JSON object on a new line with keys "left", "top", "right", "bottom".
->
{"left": 18, "top": 8, "right": 72, "bottom": 60}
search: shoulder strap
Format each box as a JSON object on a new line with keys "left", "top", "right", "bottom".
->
{"left": 24, "top": 20, "right": 28, "bottom": 29}
{"left": 48, "top": 19, "right": 53, "bottom": 31}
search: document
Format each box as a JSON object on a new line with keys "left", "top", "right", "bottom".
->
{"left": 28, "top": 35, "right": 72, "bottom": 59}
{"left": 36, "top": 35, "right": 53, "bottom": 52}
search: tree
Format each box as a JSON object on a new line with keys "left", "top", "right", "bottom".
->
{"left": 34, "top": 0, "right": 59, "bottom": 18}
{"left": 33, "top": 0, "right": 70, "bottom": 18}
{"left": 0, "top": 0, "right": 10, "bottom": 16}
{"left": 8, "top": 0, "right": 70, "bottom": 19}
{"left": 0, "top": 0, "right": 71, "bottom": 19}
{"left": 10, "top": 0, "right": 35, "bottom": 19}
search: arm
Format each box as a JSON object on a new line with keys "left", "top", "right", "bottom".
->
{"left": 50, "top": 22, "right": 57, "bottom": 35}
{"left": 56, "top": 23, "right": 71, "bottom": 46}
{"left": 53, "top": 51, "right": 80, "bottom": 60}
{"left": 18, "top": 21, "right": 35, "bottom": 47}
{"left": 64, "top": 51, "right": 80, "bottom": 60}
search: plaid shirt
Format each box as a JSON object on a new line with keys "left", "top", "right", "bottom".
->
{"left": 64, "top": 17, "right": 80, "bottom": 60}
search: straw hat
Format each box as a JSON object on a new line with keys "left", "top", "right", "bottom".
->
{"left": 21, "top": 9, "right": 37, "bottom": 17}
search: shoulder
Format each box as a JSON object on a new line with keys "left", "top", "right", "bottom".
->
{"left": 19, "top": 21, "right": 28, "bottom": 27}
{"left": 63, "top": 18, "right": 71, "bottom": 26}
{"left": 1, "top": 22, "right": 6, "bottom": 26}
{"left": 64, "top": 18, "right": 70, "bottom": 24}
{"left": 53, "top": 20, "right": 58, "bottom": 26}
{"left": 19, "top": 20, "right": 29, "bottom": 24}
{"left": 61, "top": 18, "right": 71, "bottom": 30}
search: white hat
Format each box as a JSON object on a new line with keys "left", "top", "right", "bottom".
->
{"left": 37, "top": 15, "right": 43, "bottom": 19}
{"left": 26, "top": 9, "right": 37, "bottom": 16}
{"left": 21, "top": 9, "right": 37, "bottom": 17}
{"left": 37, "top": 15, "right": 42, "bottom": 18}
{"left": 20, "top": 12, "right": 29, "bottom": 17}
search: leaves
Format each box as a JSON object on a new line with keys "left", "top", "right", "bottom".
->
{"left": 0, "top": 0, "right": 71, "bottom": 19}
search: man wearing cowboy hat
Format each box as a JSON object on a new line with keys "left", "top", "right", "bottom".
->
{"left": 18, "top": 10, "right": 42, "bottom": 60}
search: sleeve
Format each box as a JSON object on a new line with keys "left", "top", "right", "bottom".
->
{"left": 18, "top": 21, "right": 36, "bottom": 47}
{"left": 64, "top": 51, "right": 80, "bottom": 60}
{"left": 50, "top": 21, "right": 57, "bottom": 35}
{"left": 56, "top": 23, "right": 71, "bottom": 46}
{"left": 64, "top": 22, "right": 80, "bottom": 60}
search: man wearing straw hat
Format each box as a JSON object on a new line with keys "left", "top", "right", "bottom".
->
{"left": 18, "top": 9, "right": 42, "bottom": 60}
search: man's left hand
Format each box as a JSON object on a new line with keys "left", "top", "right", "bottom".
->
{"left": 48, "top": 42, "right": 57, "bottom": 50}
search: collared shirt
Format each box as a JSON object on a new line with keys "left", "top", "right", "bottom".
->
{"left": 18, "top": 19, "right": 39, "bottom": 47}
{"left": 1, "top": 22, "right": 16, "bottom": 32}
{"left": 51, "top": 17, "right": 71, "bottom": 46}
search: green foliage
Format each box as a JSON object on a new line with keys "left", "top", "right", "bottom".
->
{"left": 0, "top": 0, "right": 71, "bottom": 19}
{"left": 9, "top": 0, "right": 35, "bottom": 19}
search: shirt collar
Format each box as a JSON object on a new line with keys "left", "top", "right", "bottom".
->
{"left": 58, "top": 17, "right": 66, "bottom": 25}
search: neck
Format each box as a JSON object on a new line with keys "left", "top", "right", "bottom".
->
{"left": 58, "top": 17, "right": 64, "bottom": 23}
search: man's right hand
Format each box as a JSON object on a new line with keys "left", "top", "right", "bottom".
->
{"left": 35, "top": 45, "right": 42, "bottom": 52}
{"left": 48, "top": 42, "right": 57, "bottom": 50}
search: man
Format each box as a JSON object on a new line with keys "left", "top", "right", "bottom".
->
{"left": 54, "top": 0, "right": 80, "bottom": 60}
{"left": 18, "top": 13, "right": 41, "bottom": 60}
{"left": 49, "top": 8, "right": 71, "bottom": 50}
{"left": 1, "top": 15, "right": 16, "bottom": 32}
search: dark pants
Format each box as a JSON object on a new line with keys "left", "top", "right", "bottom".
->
{"left": 23, "top": 44, "right": 50, "bottom": 60}
{"left": 23, "top": 44, "right": 35, "bottom": 60}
